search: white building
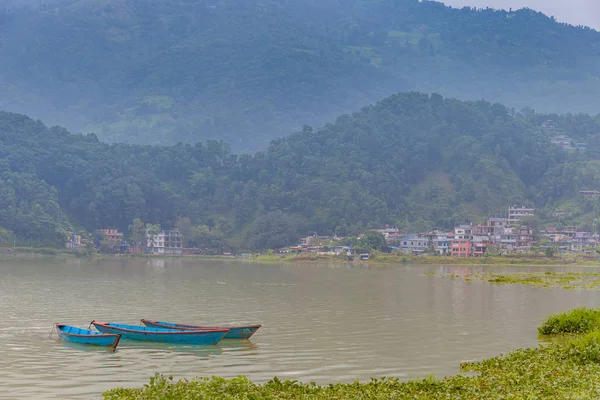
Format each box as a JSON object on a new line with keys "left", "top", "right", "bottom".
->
{"left": 147, "top": 229, "right": 183, "bottom": 256}
{"left": 508, "top": 206, "right": 534, "bottom": 224}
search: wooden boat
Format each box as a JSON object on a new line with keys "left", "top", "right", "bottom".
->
{"left": 91, "top": 321, "right": 228, "bottom": 345}
{"left": 55, "top": 323, "right": 121, "bottom": 350}
{"left": 141, "top": 319, "right": 261, "bottom": 339}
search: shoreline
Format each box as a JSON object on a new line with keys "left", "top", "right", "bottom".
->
{"left": 1, "top": 247, "right": 599, "bottom": 267}
{"left": 249, "top": 253, "right": 600, "bottom": 267}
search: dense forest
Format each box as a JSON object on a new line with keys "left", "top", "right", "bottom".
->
{"left": 1, "top": 92, "right": 600, "bottom": 250}
{"left": 0, "top": 0, "right": 599, "bottom": 149}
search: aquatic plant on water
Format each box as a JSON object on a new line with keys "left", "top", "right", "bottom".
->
{"left": 538, "top": 307, "right": 600, "bottom": 335}
{"left": 436, "top": 271, "right": 600, "bottom": 291}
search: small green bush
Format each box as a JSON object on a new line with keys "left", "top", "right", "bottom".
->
{"left": 13, "top": 247, "right": 58, "bottom": 255}
{"left": 538, "top": 307, "right": 600, "bottom": 335}
{"left": 569, "top": 331, "right": 600, "bottom": 364}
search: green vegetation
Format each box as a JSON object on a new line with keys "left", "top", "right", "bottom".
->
{"left": 1, "top": 0, "right": 600, "bottom": 148}
{"left": 104, "top": 308, "right": 600, "bottom": 399}
{"left": 539, "top": 307, "right": 600, "bottom": 335}
{"left": 437, "top": 271, "right": 600, "bottom": 290}
{"left": 1, "top": 89, "right": 600, "bottom": 250}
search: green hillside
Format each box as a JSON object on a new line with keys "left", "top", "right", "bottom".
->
{"left": 1, "top": 92, "right": 600, "bottom": 249}
{"left": 0, "top": 0, "right": 599, "bottom": 149}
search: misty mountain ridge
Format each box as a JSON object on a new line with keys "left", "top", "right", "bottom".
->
{"left": 1, "top": 91, "right": 600, "bottom": 248}
{"left": 0, "top": 0, "right": 599, "bottom": 150}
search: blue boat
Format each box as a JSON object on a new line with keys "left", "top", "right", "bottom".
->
{"left": 91, "top": 321, "right": 228, "bottom": 345}
{"left": 55, "top": 323, "right": 121, "bottom": 350}
{"left": 141, "top": 319, "right": 261, "bottom": 339}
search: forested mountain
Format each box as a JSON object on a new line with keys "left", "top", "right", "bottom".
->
{"left": 0, "top": 0, "right": 599, "bottom": 149}
{"left": 1, "top": 92, "right": 600, "bottom": 249}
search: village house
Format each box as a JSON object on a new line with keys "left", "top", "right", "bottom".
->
{"left": 563, "top": 226, "right": 577, "bottom": 238}
{"left": 66, "top": 232, "right": 83, "bottom": 249}
{"left": 147, "top": 228, "right": 183, "bottom": 256}
{"left": 454, "top": 224, "right": 473, "bottom": 240}
{"left": 471, "top": 235, "right": 490, "bottom": 257}
{"left": 515, "top": 225, "right": 535, "bottom": 253}
{"left": 580, "top": 190, "right": 600, "bottom": 198}
{"left": 499, "top": 227, "right": 518, "bottom": 252}
{"left": 385, "top": 231, "right": 404, "bottom": 245}
{"left": 570, "top": 232, "right": 597, "bottom": 254}
{"left": 400, "top": 234, "right": 430, "bottom": 255}
{"left": 507, "top": 206, "right": 534, "bottom": 225}
{"left": 101, "top": 229, "right": 124, "bottom": 246}
{"left": 424, "top": 231, "right": 450, "bottom": 255}
{"left": 550, "top": 135, "right": 573, "bottom": 148}
{"left": 451, "top": 238, "right": 471, "bottom": 258}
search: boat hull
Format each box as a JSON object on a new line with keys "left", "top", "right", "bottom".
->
{"left": 91, "top": 321, "right": 227, "bottom": 345}
{"left": 55, "top": 324, "right": 121, "bottom": 349}
{"left": 141, "top": 319, "right": 261, "bottom": 339}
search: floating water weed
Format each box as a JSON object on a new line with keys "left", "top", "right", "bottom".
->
{"left": 437, "top": 271, "right": 600, "bottom": 291}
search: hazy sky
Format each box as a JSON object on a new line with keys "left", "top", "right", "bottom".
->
{"left": 441, "top": 1, "right": 600, "bottom": 30}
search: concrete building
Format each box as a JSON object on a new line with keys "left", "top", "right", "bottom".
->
{"left": 401, "top": 234, "right": 430, "bottom": 255}
{"left": 499, "top": 228, "right": 518, "bottom": 252}
{"left": 508, "top": 206, "right": 534, "bottom": 224}
{"left": 454, "top": 224, "right": 473, "bottom": 240}
{"left": 101, "top": 229, "right": 124, "bottom": 246}
{"left": 451, "top": 239, "right": 471, "bottom": 258}
{"left": 147, "top": 228, "right": 183, "bottom": 256}
{"left": 515, "top": 225, "right": 535, "bottom": 253}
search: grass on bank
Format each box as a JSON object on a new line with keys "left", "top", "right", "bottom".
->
{"left": 105, "top": 308, "right": 600, "bottom": 399}
{"left": 252, "top": 252, "right": 600, "bottom": 266}
{"left": 538, "top": 307, "right": 600, "bottom": 335}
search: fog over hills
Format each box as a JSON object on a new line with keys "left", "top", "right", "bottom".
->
{"left": 0, "top": 0, "right": 599, "bottom": 150}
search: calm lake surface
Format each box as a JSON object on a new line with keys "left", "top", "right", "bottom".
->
{"left": 1, "top": 258, "right": 600, "bottom": 399}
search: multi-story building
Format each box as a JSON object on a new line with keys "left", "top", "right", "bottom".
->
{"left": 550, "top": 135, "right": 576, "bottom": 150}
{"left": 472, "top": 242, "right": 488, "bottom": 257}
{"left": 454, "top": 224, "right": 473, "bottom": 240}
{"left": 499, "top": 227, "right": 518, "bottom": 252}
{"left": 451, "top": 239, "right": 471, "bottom": 258}
{"left": 563, "top": 226, "right": 577, "bottom": 238}
{"left": 400, "top": 234, "right": 430, "bottom": 255}
{"left": 570, "top": 232, "right": 596, "bottom": 254}
{"left": 508, "top": 206, "right": 534, "bottom": 224}
{"left": 101, "top": 229, "right": 124, "bottom": 246}
{"left": 430, "top": 232, "right": 450, "bottom": 255}
{"left": 147, "top": 229, "right": 183, "bottom": 256}
{"left": 515, "top": 225, "right": 535, "bottom": 253}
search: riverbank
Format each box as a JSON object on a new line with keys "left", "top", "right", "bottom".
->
{"left": 251, "top": 252, "right": 600, "bottom": 266}
{"left": 103, "top": 308, "right": 600, "bottom": 399}
{"left": 1, "top": 246, "right": 598, "bottom": 267}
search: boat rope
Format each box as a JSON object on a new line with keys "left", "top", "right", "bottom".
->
{"left": 48, "top": 324, "right": 55, "bottom": 338}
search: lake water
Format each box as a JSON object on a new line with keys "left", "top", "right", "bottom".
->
{"left": 1, "top": 258, "right": 599, "bottom": 399}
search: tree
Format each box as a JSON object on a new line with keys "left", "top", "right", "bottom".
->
{"left": 146, "top": 223, "right": 161, "bottom": 250}
{"left": 189, "top": 225, "right": 226, "bottom": 254}
{"left": 129, "top": 218, "right": 146, "bottom": 246}
{"left": 0, "top": 227, "right": 12, "bottom": 246}
{"left": 360, "top": 231, "right": 386, "bottom": 251}
{"left": 520, "top": 215, "right": 542, "bottom": 234}
{"left": 92, "top": 230, "right": 106, "bottom": 247}
{"left": 176, "top": 217, "right": 196, "bottom": 248}
{"left": 247, "top": 211, "right": 300, "bottom": 251}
